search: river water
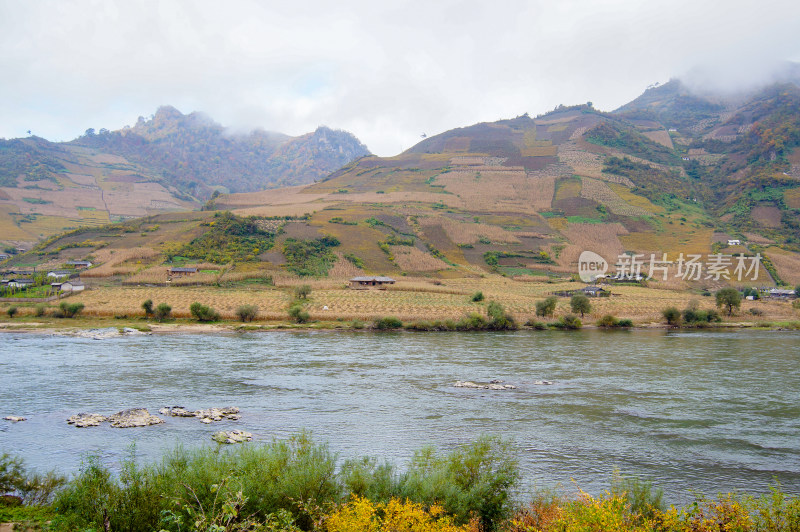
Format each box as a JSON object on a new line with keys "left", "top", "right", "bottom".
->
{"left": 1, "top": 328, "right": 798, "bottom": 504}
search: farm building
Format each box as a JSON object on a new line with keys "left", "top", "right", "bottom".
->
{"left": 66, "top": 260, "right": 93, "bottom": 269}
{"left": 7, "top": 279, "right": 34, "bottom": 289}
{"left": 349, "top": 276, "right": 396, "bottom": 290}
{"left": 727, "top": 239, "right": 741, "bottom": 246}
{"left": 767, "top": 288, "right": 796, "bottom": 299}
{"left": 169, "top": 267, "right": 198, "bottom": 276}
{"left": 54, "top": 281, "right": 85, "bottom": 292}
{"left": 580, "top": 285, "right": 608, "bottom": 297}
{"left": 47, "top": 270, "right": 72, "bottom": 279}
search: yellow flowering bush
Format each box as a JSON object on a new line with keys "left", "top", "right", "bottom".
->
{"left": 325, "top": 496, "right": 472, "bottom": 532}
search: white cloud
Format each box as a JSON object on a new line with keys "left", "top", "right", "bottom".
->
{"left": 1, "top": 0, "right": 799, "bottom": 155}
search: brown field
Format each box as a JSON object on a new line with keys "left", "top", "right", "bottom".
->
{"left": 42, "top": 275, "right": 797, "bottom": 326}
{"left": 742, "top": 232, "right": 774, "bottom": 245}
{"left": 443, "top": 137, "right": 471, "bottom": 152}
{"left": 554, "top": 177, "right": 582, "bottom": 201}
{"left": 764, "top": 247, "right": 800, "bottom": 285}
{"left": 390, "top": 245, "right": 450, "bottom": 272}
{"left": 751, "top": 205, "right": 783, "bottom": 227}
{"left": 82, "top": 247, "right": 161, "bottom": 277}
{"left": 642, "top": 130, "right": 674, "bottom": 149}
{"left": 558, "top": 222, "right": 628, "bottom": 267}
{"left": 621, "top": 224, "right": 713, "bottom": 256}
{"left": 521, "top": 146, "right": 558, "bottom": 157}
{"left": 327, "top": 251, "right": 365, "bottom": 278}
{"left": 580, "top": 178, "right": 651, "bottom": 216}
{"left": 419, "top": 216, "right": 520, "bottom": 245}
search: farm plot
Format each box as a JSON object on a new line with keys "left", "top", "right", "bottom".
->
{"left": 82, "top": 247, "right": 162, "bottom": 277}
{"left": 607, "top": 183, "right": 663, "bottom": 214}
{"left": 764, "top": 247, "right": 800, "bottom": 285}
{"left": 419, "top": 216, "right": 520, "bottom": 245}
{"left": 783, "top": 187, "right": 800, "bottom": 209}
{"left": 642, "top": 130, "right": 674, "bottom": 149}
{"left": 750, "top": 205, "right": 783, "bottom": 228}
{"left": 620, "top": 225, "right": 713, "bottom": 256}
{"left": 390, "top": 246, "right": 450, "bottom": 272}
{"left": 580, "top": 178, "right": 651, "bottom": 217}
{"left": 557, "top": 222, "right": 628, "bottom": 267}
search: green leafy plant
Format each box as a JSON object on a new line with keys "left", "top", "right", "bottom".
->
{"left": 154, "top": 303, "right": 172, "bottom": 322}
{"left": 535, "top": 296, "right": 558, "bottom": 317}
{"left": 236, "top": 305, "right": 258, "bottom": 322}
{"left": 189, "top": 302, "right": 220, "bottom": 322}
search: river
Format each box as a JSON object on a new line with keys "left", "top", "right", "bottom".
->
{"left": 1, "top": 328, "right": 798, "bottom": 504}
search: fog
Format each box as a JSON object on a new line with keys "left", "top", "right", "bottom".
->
{"left": 1, "top": 0, "right": 799, "bottom": 155}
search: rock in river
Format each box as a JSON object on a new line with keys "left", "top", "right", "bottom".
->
{"left": 67, "top": 413, "right": 107, "bottom": 427}
{"left": 159, "top": 406, "right": 241, "bottom": 422}
{"left": 107, "top": 408, "right": 164, "bottom": 428}
{"left": 212, "top": 430, "right": 252, "bottom": 444}
{"left": 454, "top": 380, "right": 516, "bottom": 390}
{"left": 3, "top": 416, "right": 27, "bottom": 422}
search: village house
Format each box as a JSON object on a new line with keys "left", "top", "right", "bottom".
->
{"left": 349, "top": 276, "right": 396, "bottom": 290}
{"left": 7, "top": 278, "right": 34, "bottom": 289}
{"left": 60, "top": 280, "right": 85, "bottom": 292}
{"left": 65, "top": 260, "right": 93, "bottom": 269}
{"left": 727, "top": 239, "right": 741, "bottom": 246}
{"left": 47, "top": 270, "right": 72, "bottom": 279}
{"left": 169, "top": 267, "right": 198, "bottom": 276}
{"left": 767, "top": 288, "right": 796, "bottom": 300}
{"left": 580, "top": 285, "right": 608, "bottom": 297}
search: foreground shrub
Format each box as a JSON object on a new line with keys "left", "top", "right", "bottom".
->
{"left": 34, "top": 304, "right": 46, "bottom": 317}
{"left": 294, "top": 284, "right": 312, "bottom": 299}
{"left": 189, "top": 301, "right": 220, "bottom": 322}
{"left": 682, "top": 307, "right": 722, "bottom": 326}
{"left": 375, "top": 316, "right": 403, "bottom": 330}
{"left": 486, "top": 301, "right": 517, "bottom": 330}
{"left": 6, "top": 306, "right": 17, "bottom": 318}
{"left": 236, "top": 304, "right": 259, "bottom": 322}
{"left": 326, "top": 495, "right": 469, "bottom": 532}
{"left": 597, "top": 315, "right": 633, "bottom": 329}
{"left": 471, "top": 291, "right": 484, "bottom": 302}
{"left": 141, "top": 299, "right": 154, "bottom": 318}
{"left": 553, "top": 314, "right": 582, "bottom": 330}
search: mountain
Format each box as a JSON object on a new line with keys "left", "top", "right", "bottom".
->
{"left": 0, "top": 107, "right": 369, "bottom": 245}
{"left": 5, "top": 76, "right": 800, "bottom": 289}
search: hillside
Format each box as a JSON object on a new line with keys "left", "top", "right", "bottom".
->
{"left": 0, "top": 107, "right": 369, "bottom": 246}
{"left": 4, "top": 78, "right": 800, "bottom": 293}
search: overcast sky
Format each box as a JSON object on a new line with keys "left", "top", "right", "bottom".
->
{"left": 2, "top": 0, "right": 800, "bottom": 156}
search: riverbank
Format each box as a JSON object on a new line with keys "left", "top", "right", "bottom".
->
{"left": 0, "top": 278, "right": 798, "bottom": 333}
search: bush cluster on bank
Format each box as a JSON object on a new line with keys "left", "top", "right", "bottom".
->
{"left": 2, "top": 436, "right": 800, "bottom": 532}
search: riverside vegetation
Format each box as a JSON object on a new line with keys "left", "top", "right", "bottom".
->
{"left": 2, "top": 434, "right": 799, "bottom": 531}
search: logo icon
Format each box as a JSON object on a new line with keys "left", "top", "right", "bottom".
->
{"left": 578, "top": 251, "right": 607, "bottom": 283}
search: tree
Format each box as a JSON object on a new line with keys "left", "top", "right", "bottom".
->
{"left": 294, "top": 284, "right": 312, "bottom": 299}
{"left": 715, "top": 288, "right": 742, "bottom": 316}
{"left": 189, "top": 302, "right": 219, "bottom": 322}
{"left": 662, "top": 307, "right": 681, "bottom": 326}
{"left": 6, "top": 307, "right": 18, "bottom": 318}
{"left": 236, "top": 304, "right": 258, "bottom": 322}
{"left": 570, "top": 294, "right": 592, "bottom": 317}
{"left": 535, "top": 296, "right": 557, "bottom": 317}
{"left": 288, "top": 303, "right": 310, "bottom": 323}
{"left": 795, "top": 285, "right": 800, "bottom": 298}
{"left": 486, "top": 301, "right": 517, "bottom": 330}
{"left": 141, "top": 299, "right": 154, "bottom": 318}
{"left": 154, "top": 303, "right": 172, "bottom": 322}
{"left": 471, "top": 291, "right": 484, "bottom": 302}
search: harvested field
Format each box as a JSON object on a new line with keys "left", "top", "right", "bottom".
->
{"left": 751, "top": 205, "right": 783, "bottom": 228}
{"left": 580, "top": 178, "right": 651, "bottom": 216}
{"left": 620, "top": 225, "right": 713, "bottom": 256}
{"left": 557, "top": 222, "right": 628, "bottom": 267}
{"left": 642, "top": 130, "right": 674, "bottom": 149}
{"left": 234, "top": 202, "right": 337, "bottom": 218}
{"left": 82, "top": 247, "right": 161, "bottom": 277}
{"left": 390, "top": 246, "right": 449, "bottom": 272}
{"left": 443, "top": 137, "right": 471, "bottom": 152}
{"left": 607, "top": 183, "right": 663, "bottom": 214}
{"left": 419, "top": 216, "right": 520, "bottom": 245}
{"left": 764, "top": 247, "right": 800, "bottom": 285}
{"left": 554, "top": 177, "right": 581, "bottom": 201}
{"left": 742, "top": 232, "right": 774, "bottom": 245}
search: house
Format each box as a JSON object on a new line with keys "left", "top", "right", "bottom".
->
{"left": 349, "top": 276, "right": 396, "bottom": 290}
{"left": 47, "top": 270, "right": 72, "bottom": 279}
{"left": 727, "top": 239, "right": 741, "bottom": 246}
{"left": 767, "top": 288, "right": 796, "bottom": 300}
{"left": 169, "top": 267, "right": 198, "bottom": 276}
{"left": 580, "top": 285, "right": 608, "bottom": 297}
{"left": 7, "top": 278, "right": 34, "bottom": 289}
{"left": 65, "top": 260, "right": 93, "bottom": 269}
{"left": 0, "top": 254, "right": 9, "bottom": 261}
{"left": 59, "top": 281, "right": 85, "bottom": 292}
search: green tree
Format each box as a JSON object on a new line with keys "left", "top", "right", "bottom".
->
{"left": 486, "top": 301, "right": 517, "bottom": 330}
{"left": 58, "top": 302, "right": 84, "bottom": 319}
{"left": 294, "top": 284, "right": 312, "bottom": 299}
{"left": 662, "top": 306, "right": 682, "bottom": 326}
{"left": 570, "top": 294, "right": 592, "bottom": 317}
{"left": 288, "top": 303, "right": 310, "bottom": 323}
{"left": 535, "top": 296, "right": 558, "bottom": 317}
{"left": 7, "top": 306, "right": 18, "bottom": 318}
{"left": 189, "top": 302, "right": 219, "bottom": 322}
{"left": 716, "top": 287, "right": 742, "bottom": 316}
{"left": 154, "top": 303, "right": 172, "bottom": 322}
{"left": 795, "top": 285, "right": 800, "bottom": 298}
{"left": 471, "top": 291, "right": 484, "bottom": 302}
{"left": 141, "top": 299, "right": 154, "bottom": 318}
{"left": 236, "top": 304, "right": 258, "bottom": 322}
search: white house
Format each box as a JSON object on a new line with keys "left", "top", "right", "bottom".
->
{"left": 59, "top": 281, "right": 85, "bottom": 292}
{"left": 47, "top": 270, "right": 72, "bottom": 279}
{"left": 727, "top": 239, "right": 741, "bottom": 246}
